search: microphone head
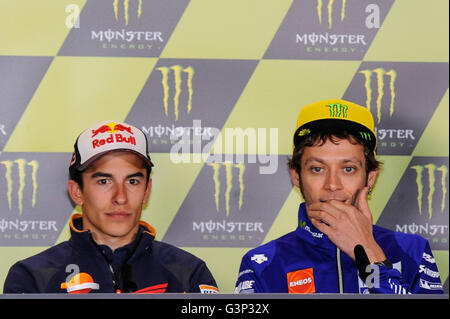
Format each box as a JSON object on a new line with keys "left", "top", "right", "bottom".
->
{"left": 354, "top": 244, "right": 371, "bottom": 281}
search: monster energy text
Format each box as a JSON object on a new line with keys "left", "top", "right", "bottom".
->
{"left": 193, "top": 220, "right": 264, "bottom": 234}
{"left": 0, "top": 219, "right": 58, "bottom": 233}
{"left": 296, "top": 33, "right": 367, "bottom": 46}
{"left": 91, "top": 30, "right": 163, "bottom": 43}
{"left": 0, "top": 219, "right": 58, "bottom": 242}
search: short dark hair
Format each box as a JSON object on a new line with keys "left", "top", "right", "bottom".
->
{"left": 288, "top": 130, "right": 381, "bottom": 180}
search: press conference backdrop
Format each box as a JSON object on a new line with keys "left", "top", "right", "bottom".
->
{"left": 0, "top": 0, "right": 448, "bottom": 294}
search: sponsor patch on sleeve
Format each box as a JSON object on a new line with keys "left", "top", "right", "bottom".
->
{"left": 199, "top": 284, "right": 219, "bottom": 294}
{"left": 234, "top": 280, "right": 255, "bottom": 293}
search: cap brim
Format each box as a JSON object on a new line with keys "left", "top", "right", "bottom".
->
{"left": 76, "top": 149, "right": 154, "bottom": 172}
{"left": 293, "top": 119, "right": 376, "bottom": 152}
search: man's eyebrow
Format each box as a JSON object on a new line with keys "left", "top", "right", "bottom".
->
{"left": 304, "top": 157, "right": 363, "bottom": 166}
{"left": 91, "top": 172, "right": 113, "bottom": 179}
{"left": 90, "top": 172, "right": 145, "bottom": 179}
{"left": 127, "top": 172, "right": 145, "bottom": 179}
{"left": 343, "top": 159, "right": 363, "bottom": 167}
{"left": 304, "top": 157, "right": 325, "bottom": 164}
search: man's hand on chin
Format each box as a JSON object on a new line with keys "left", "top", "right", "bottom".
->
{"left": 306, "top": 187, "right": 386, "bottom": 262}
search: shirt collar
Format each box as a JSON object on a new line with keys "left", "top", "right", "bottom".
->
{"left": 295, "top": 202, "right": 332, "bottom": 246}
{"left": 69, "top": 214, "right": 155, "bottom": 257}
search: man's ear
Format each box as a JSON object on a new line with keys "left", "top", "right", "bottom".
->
{"left": 367, "top": 168, "right": 379, "bottom": 189}
{"left": 289, "top": 168, "right": 300, "bottom": 188}
{"left": 67, "top": 180, "right": 83, "bottom": 206}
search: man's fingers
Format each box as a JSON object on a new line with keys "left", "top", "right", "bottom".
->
{"left": 307, "top": 202, "right": 339, "bottom": 226}
{"left": 310, "top": 218, "right": 331, "bottom": 234}
{"left": 356, "top": 186, "right": 373, "bottom": 221}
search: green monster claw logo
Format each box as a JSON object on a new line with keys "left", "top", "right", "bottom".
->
{"left": 157, "top": 65, "right": 195, "bottom": 121}
{"left": 326, "top": 103, "right": 348, "bottom": 118}
{"left": 359, "top": 132, "right": 372, "bottom": 141}
{"left": 207, "top": 162, "right": 245, "bottom": 217}
{"left": 359, "top": 68, "right": 397, "bottom": 124}
{"left": 410, "top": 164, "right": 448, "bottom": 219}
{"left": 316, "top": 0, "right": 348, "bottom": 29}
{"left": 113, "top": 0, "right": 143, "bottom": 26}
{"left": 0, "top": 159, "right": 39, "bottom": 216}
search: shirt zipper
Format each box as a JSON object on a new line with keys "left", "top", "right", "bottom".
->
{"left": 101, "top": 249, "right": 122, "bottom": 293}
{"left": 336, "top": 247, "right": 344, "bottom": 293}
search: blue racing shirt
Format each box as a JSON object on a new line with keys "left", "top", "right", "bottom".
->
{"left": 235, "top": 203, "right": 443, "bottom": 294}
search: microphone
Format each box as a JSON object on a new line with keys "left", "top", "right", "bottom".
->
{"left": 121, "top": 263, "right": 138, "bottom": 293}
{"left": 354, "top": 244, "right": 371, "bottom": 282}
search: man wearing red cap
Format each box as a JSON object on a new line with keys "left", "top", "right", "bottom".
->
{"left": 234, "top": 100, "right": 443, "bottom": 294}
{"left": 4, "top": 121, "right": 219, "bottom": 294}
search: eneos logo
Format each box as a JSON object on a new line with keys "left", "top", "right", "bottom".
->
{"left": 287, "top": 268, "right": 315, "bottom": 293}
{"left": 61, "top": 272, "right": 100, "bottom": 294}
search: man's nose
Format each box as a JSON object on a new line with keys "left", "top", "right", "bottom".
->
{"left": 324, "top": 170, "right": 343, "bottom": 192}
{"left": 112, "top": 183, "right": 128, "bottom": 205}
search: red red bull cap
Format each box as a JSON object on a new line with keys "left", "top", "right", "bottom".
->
{"left": 69, "top": 120, "right": 153, "bottom": 176}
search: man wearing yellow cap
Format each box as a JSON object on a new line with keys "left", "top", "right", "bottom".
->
{"left": 234, "top": 99, "right": 443, "bottom": 294}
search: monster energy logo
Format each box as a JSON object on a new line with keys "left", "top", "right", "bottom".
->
{"left": 157, "top": 65, "right": 195, "bottom": 121}
{"left": 326, "top": 103, "right": 348, "bottom": 118}
{"left": 299, "top": 219, "right": 323, "bottom": 238}
{"left": 359, "top": 68, "right": 397, "bottom": 124}
{"left": 0, "top": 159, "right": 39, "bottom": 215}
{"left": 207, "top": 162, "right": 245, "bottom": 217}
{"left": 113, "top": 0, "right": 142, "bottom": 25}
{"left": 317, "top": 0, "right": 347, "bottom": 29}
{"left": 410, "top": 164, "right": 448, "bottom": 219}
{"left": 359, "top": 132, "right": 372, "bottom": 141}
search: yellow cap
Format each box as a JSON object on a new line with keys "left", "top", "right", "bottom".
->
{"left": 293, "top": 99, "right": 376, "bottom": 152}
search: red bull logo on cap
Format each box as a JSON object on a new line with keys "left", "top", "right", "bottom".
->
{"left": 91, "top": 122, "right": 134, "bottom": 138}
{"left": 91, "top": 122, "right": 136, "bottom": 149}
